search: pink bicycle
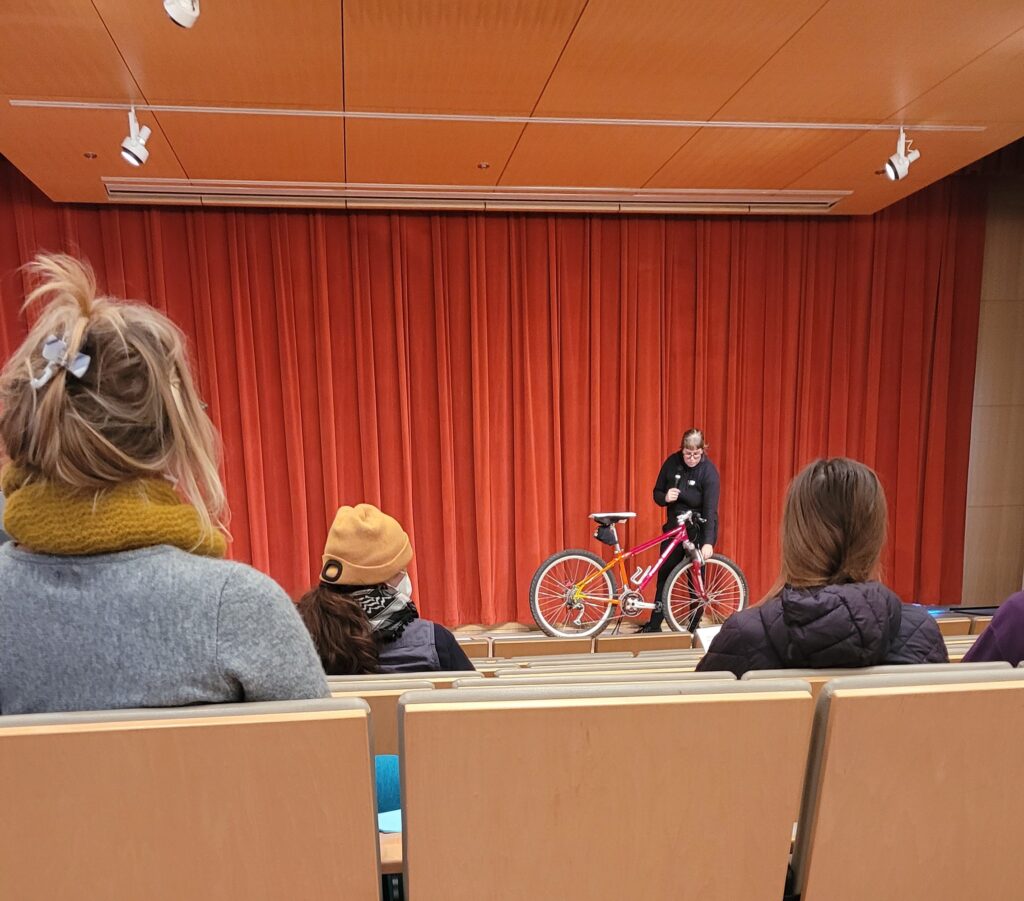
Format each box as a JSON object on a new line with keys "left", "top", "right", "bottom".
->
{"left": 529, "top": 510, "right": 748, "bottom": 638}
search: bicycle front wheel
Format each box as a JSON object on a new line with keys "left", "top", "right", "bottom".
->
{"left": 662, "top": 554, "right": 748, "bottom": 633}
{"left": 529, "top": 549, "right": 616, "bottom": 638}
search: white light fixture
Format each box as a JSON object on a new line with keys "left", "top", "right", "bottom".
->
{"left": 120, "top": 108, "right": 151, "bottom": 166}
{"left": 883, "top": 128, "right": 920, "bottom": 181}
{"left": 164, "top": 0, "right": 199, "bottom": 28}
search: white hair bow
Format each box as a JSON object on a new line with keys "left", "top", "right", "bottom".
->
{"left": 30, "top": 335, "right": 91, "bottom": 390}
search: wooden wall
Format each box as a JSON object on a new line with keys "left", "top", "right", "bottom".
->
{"left": 964, "top": 176, "right": 1024, "bottom": 603}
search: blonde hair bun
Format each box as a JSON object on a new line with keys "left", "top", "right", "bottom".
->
{"left": 0, "top": 253, "right": 226, "bottom": 539}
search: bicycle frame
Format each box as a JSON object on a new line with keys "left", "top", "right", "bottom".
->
{"left": 572, "top": 515, "right": 704, "bottom": 609}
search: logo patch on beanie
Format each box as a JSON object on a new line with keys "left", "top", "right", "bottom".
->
{"left": 321, "top": 560, "right": 344, "bottom": 583}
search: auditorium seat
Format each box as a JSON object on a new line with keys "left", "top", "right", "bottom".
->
{"left": 490, "top": 636, "right": 595, "bottom": 657}
{"left": 969, "top": 615, "right": 993, "bottom": 635}
{"left": 471, "top": 659, "right": 525, "bottom": 676}
{"left": 0, "top": 699, "right": 381, "bottom": 900}
{"left": 790, "top": 668, "right": 1024, "bottom": 901}
{"left": 329, "top": 679, "right": 434, "bottom": 755}
{"left": 493, "top": 658, "right": 702, "bottom": 677}
{"left": 327, "top": 670, "right": 484, "bottom": 689}
{"left": 943, "top": 634, "right": 980, "bottom": 661}
{"left": 452, "top": 670, "right": 735, "bottom": 688}
{"left": 933, "top": 614, "right": 972, "bottom": 636}
{"left": 493, "top": 651, "right": 634, "bottom": 665}
{"left": 399, "top": 680, "right": 812, "bottom": 901}
{"left": 741, "top": 661, "right": 1011, "bottom": 697}
{"left": 636, "top": 647, "right": 707, "bottom": 658}
{"left": 453, "top": 638, "right": 490, "bottom": 658}
{"left": 594, "top": 632, "right": 694, "bottom": 652}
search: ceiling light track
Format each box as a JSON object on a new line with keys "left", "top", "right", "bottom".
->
{"left": 8, "top": 99, "right": 985, "bottom": 133}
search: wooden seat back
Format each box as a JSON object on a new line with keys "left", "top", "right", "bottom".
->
{"left": 329, "top": 679, "right": 434, "bottom": 754}
{"left": 742, "top": 661, "right": 1011, "bottom": 698}
{"left": 0, "top": 699, "right": 381, "bottom": 900}
{"left": 453, "top": 670, "right": 735, "bottom": 688}
{"left": 792, "top": 669, "right": 1024, "bottom": 900}
{"left": 400, "top": 681, "right": 813, "bottom": 901}
{"left": 326, "top": 670, "right": 484, "bottom": 689}
{"left": 490, "top": 636, "right": 595, "bottom": 657}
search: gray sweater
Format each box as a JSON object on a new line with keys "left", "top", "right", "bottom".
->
{"left": 0, "top": 543, "right": 329, "bottom": 714}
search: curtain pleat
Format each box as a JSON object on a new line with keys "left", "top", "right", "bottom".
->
{"left": 0, "top": 159, "right": 986, "bottom": 621}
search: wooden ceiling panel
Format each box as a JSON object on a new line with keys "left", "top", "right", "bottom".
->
{"left": 91, "top": 0, "right": 342, "bottom": 107}
{"left": 346, "top": 120, "right": 523, "bottom": 185}
{"left": 500, "top": 124, "right": 691, "bottom": 188}
{"left": 343, "top": 0, "right": 586, "bottom": 114}
{"left": 0, "top": 0, "right": 1023, "bottom": 213}
{"left": 893, "top": 29, "right": 1024, "bottom": 125}
{"left": 0, "top": 1, "right": 139, "bottom": 100}
{"left": 155, "top": 113, "right": 344, "bottom": 183}
{"left": 0, "top": 100, "right": 185, "bottom": 203}
{"left": 533, "top": 0, "right": 823, "bottom": 118}
{"left": 647, "top": 128, "right": 861, "bottom": 190}
{"left": 718, "top": 0, "right": 1024, "bottom": 122}
{"left": 788, "top": 123, "right": 1024, "bottom": 214}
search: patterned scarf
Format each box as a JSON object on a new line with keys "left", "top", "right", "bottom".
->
{"left": 0, "top": 463, "right": 226, "bottom": 558}
{"left": 347, "top": 584, "right": 419, "bottom": 643}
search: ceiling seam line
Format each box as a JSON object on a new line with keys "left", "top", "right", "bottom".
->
{"left": 88, "top": 0, "right": 190, "bottom": 177}
{"left": 640, "top": 0, "right": 833, "bottom": 189}
{"left": 777, "top": 23, "right": 1024, "bottom": 191}
{"left": 495, "top": 0, "right": 592, "bottom": 185}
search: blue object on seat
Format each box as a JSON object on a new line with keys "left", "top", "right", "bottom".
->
{"left": 377, "top": 809, "right": 403, "bottom": 833}
{"left": 375, "top": 754, "right": 401, "bottom": 814}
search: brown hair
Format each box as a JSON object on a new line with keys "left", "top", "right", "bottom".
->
{"left": 295, "top": 586, "right": 380, "bottom": 676}
{"left": 771, "top": 457, "right": 887, "bottom": 596}
{"left": 0, "top": 253, "right": 225, "bottom": 539}
{"left": 681, "top": 428, "right": 706, "bottom": 451}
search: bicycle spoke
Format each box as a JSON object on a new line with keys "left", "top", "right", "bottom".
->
{"left": 661, "top": 559, "right": 747, "bottom": 629}
{"left": 530, "top": 552, "right": 616, "bottom": 637}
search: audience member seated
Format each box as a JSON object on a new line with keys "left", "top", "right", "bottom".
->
{"left": 962, "top": 591, "right": 1024, "bottom": 666}
{"left": 0, "top": 254, "right": 328, "bottom": 714}
{"left": 297, "top": 504, "right": 473, "bottom": 674}
{"left": 697, "top": 457, "right": 947, "bottom": 678}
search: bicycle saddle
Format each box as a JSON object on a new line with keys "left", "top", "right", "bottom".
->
{"left": 588, "top": 512, "right": 636, "bottom": 526}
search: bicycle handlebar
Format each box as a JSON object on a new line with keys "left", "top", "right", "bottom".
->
{"left": 676, "top": 510, "right": 707, "bottom": 526}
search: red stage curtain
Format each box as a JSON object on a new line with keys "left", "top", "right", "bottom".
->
{"left": 0, "top": 159, "right": 986, "bottom": 623}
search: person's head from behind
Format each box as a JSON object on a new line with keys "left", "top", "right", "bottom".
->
{"left": 0, "top": 253, "right": 224, "bottom": 540}
{"left": 778, "top": 457, "right": 887, "bottom": 589}
{"left": 680, "top": 427, "right": 705, "bottom": 467}
{"left": 296, "top": 503, "right": 414, "bottom": 675}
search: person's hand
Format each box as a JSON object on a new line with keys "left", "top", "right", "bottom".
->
{"left": 701, "top": 544, "right": 714, "bottom": 560}
{"left": 665, "top": 487, "right": 680, "bottom": 503}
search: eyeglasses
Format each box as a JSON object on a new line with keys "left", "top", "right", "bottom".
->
{"left": 682, "top": 448, "right": 703, "bottom": 459}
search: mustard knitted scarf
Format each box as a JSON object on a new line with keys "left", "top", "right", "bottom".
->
{"left": 1, "top": 464, "right": 226, "bottom": 558}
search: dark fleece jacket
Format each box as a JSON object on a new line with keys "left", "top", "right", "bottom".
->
{"left": 696, "top": 581, "right": 948, "bottom": 678}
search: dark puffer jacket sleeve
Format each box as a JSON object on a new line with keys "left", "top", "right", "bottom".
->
{"left": 886, "top": 605, "right": 949, "bottom": 664}
{"left": 694, "top": 606, "right": 781, "bottom": 678}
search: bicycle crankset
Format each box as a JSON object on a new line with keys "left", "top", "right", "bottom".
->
{"left": 619, "top": 590, "right": 645, "bottom": 616}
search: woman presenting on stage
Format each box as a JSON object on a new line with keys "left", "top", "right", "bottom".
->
{"left": 641, "top": 428, "right": 720, "bottom": 633}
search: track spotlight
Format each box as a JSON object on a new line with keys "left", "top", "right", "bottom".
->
{"left": 120, "top": 108, "right": 151, "bottom": 167}
{"left": 882, "top": 128, "right": 920, "bottom": 181}
{"left": 164, "top": 0, "right": 199, "bottom": 28}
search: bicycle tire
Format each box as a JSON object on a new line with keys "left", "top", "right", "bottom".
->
{"left": 661, "top": 554, "right": 748, "bottom": 633}
{"left": 529, "top": 549, "right": 617, "bottom": 639}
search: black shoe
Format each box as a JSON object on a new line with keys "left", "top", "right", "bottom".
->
{"left": 637, "top": 622, "right": 663, "bottom": 634}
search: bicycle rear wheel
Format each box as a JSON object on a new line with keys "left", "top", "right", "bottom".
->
{"left": 529, "top": 549, "right": 616, "bottom": 638}
{"left": 662, "top": 554, "right": 748, "bottom": 633}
